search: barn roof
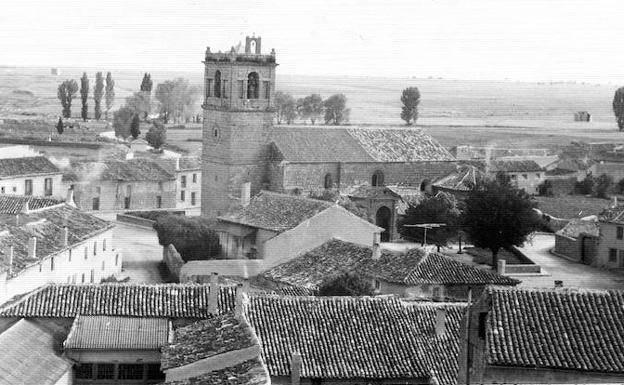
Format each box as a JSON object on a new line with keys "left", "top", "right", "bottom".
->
{"left": 0, "top": 156, "right": 60, "bottom": 178}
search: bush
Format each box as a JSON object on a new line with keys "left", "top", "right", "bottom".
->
{"left": 317, "top": 272, "right": 374, "bottom": 296}
{"left": 537, "top": 179, "right": 554, "bottom": 196}
{"left": 574, "top": 175, "right": 594, "bottom": 195}
{"left": 594, "top": 174, "right": 614, "bottom": 199}
{"left": 153, "top": 216, "right": 221, "bottom": 261}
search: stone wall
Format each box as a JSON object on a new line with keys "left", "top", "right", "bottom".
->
{"left": 163, "top": 244, "right": 184, "bottom": 282}
{"left": 554, "top": 234, "right": 580, "bottom": 261}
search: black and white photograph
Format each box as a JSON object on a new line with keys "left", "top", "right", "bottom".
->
{"left": 0, "top": 0, "right": 622, "bottom": 384}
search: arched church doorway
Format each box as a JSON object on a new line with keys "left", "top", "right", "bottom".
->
{"left": 376, "top": 206, "right": 392, "bottom": 242}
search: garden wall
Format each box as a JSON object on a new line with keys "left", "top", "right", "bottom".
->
{"left": 163, "top": 244, "right": 185, "bottom": 282}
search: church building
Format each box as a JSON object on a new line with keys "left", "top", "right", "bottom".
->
{"left": 201, "top": 36, "right": 457, "bottom": 238}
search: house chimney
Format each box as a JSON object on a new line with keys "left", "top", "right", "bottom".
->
{"left": 242, "top": 277, "right": 250, "bottom": 293}
{"left": 372, "top": 232, "right": 381, "bottom": 260}
{"left": 554, "top": 280, "right": 563, "bottom": 288}
{"left": 14, "top": 214, "right": 19, "bottom": 226}
{"left": 21, "top": 201, "right": 29, "bottom": 215}
{"left": 435, "top": 307, "right": 446, "bottom": 337}
{"left": 5, "top": 246, "right": 13, "bottom": 275}
{"left": 175, "top": 157, "right": 180, "bottom": 171}
{"left": 496, "top": 259, "right": 506, "bottom": 274}
{"left": 241, "top": 182, "right": 251, "bottom": 207}
{"left": 208, "top": 272, "right": 219, "bottom": 315}
{"left": 290, "top": 351, "right": 302, "bottom": 385}
{"left": 612, "top": 196, "right": 618, "bottom": 208}
{"left": 28, "top": 237, "right": 37, "bottom": 259}
{"left": 235, "top": 284, "right": 244, "bottom": 319}
{"left": 63, "top": 227, "right": 69, "bottom": 247}
{"left": 66, "top": 187, "right": 76, "bottom": 207}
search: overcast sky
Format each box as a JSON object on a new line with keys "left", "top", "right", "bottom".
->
{"left": 1, "top": 0, "right": 623, "bottom": 82}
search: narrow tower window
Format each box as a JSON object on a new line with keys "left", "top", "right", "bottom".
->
{"left": 214, "top": 70, "right": 221, "bottom": 98}
{"left": 247, "top": 72, "right": 259, "bottom": 99}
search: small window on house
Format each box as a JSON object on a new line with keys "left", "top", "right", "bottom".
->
{"left": 124, "top": 197, "right": 130, "bottom": 209}
{"left": 213, "top": 128, "right": 219, "bottom": 139}
{"left": 181, "top": 175, "right": 187, "bottom": 188}
{"left": 92, "top": 197, "right": 100, "bottom": 211}
{"left": 93, "top": 242, "right": 97, "bottom": 255}
{"left": 75, "top": 364, "right": 94, "bottom": 379}
{"left": 50, "top": 256, "right": 54, "bottom": 271}
{"left": 39, "top": 263, "right": 42, "bottom": 272}
{"left": 617, "top": 226, "right": 623, "bottom": 240}
{"left": 373, "top": 279, "right": 380, "bottom": 291}
{"left": 156, "top": 196, "right": 162, "bottom": 208}
{"left": 324, "top": 173, "right": 333, "bottom": 189}
{"left": 24, "top": 179, "right": 32, "bottom": 196}
{"left": 103, "top": 238, "right": 106, "bottom": 251}
{"left": 372, "top": 170, "right": 384, "bottom": 187}
{"left": 84, "top": 247, "right": 88, "bottom": 260}
{"left": 618, "top": 249, "right": 624, "bottom": 259}
{"left": 180, "top": 190, "right": 185, "bottom": 202}
{"left": 81, "top": 273, "right": 85, "bottom": 283}
{"left": 44, "top": 178, "right": 53, "bottom": 196}
{"left": 478, "top": 312, "right": 488, "bottom": 339}
{"left": 11, "top": 187, "right": 16, "bottom": 192}
{"left": 1, "top": 187, "right": 4, "bottom": 194}
{"left": 90, "top": 269, "right": 94, "bottom": 283}
{"left": 609, "top": 248, "right": 618, "bottom": 262}
{"left": 191, "top": 192, "right": 196, "bottom": 206}
{"left": 193, "top": 173, "right": 197, "bottom": 183}
{"left": 432, "top": 286, "right": 442, "bottom": 299}
{"left": 68, "top": 249, "right": 72, "bottom": 262}
{"left": 72, "top": 274, "right": 76, "bottom": 284}
{"left": 118, "top": 364, "right": 144, "bottom": 380}
{"left": 96, "top": 363, "right": 115, "bottom": 380}
{"left": 115, "top": 254, "right": 119, "bottom": 266}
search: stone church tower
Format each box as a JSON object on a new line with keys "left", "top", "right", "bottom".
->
{"left": 201, "top": 36, "right": 277, "bottom": 217}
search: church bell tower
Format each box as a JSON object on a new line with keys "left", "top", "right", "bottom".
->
{"left": 201, "top": 35, "right": 278, "bottom": 217}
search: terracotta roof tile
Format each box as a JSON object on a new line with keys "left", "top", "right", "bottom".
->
{"left": 218, "top": 191, "right": 332, "bottom": 232}
{"left": 64, "top": 316, "right": 169, "bottom": 350}
{"left": 162, "top": 313, "right": 258, "bottom": 370}
{"left": 71, "top": 158, "right": 175, "bottom": 182}
{"left": 433, "top": 165, "right": 486, "bottom": 191}
{"left": 0, "top": 156, "right": 60, "bottom": 178}
{"left": 556, "top": 219, "right": 600, "bottom": 238}
{"left": 161, "top": 358, "right": 270, "bottom": 385}
{"left": 246, "top": 295, "right": 465, "bottom": 384}
{"left": 0, "top": 283, "right": 236, "bottom": 318}
{"left": 489, "top": 159, "right": 543, "bottom": 173}
{"left": 486, "top": 287, "right": 624, "bottom": 373}
{"left": 0, "top": 194, "right": 63, "bottom": 215}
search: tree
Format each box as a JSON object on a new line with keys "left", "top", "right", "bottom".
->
{"left": 153, "top": 215, "right": 221, "bottom": 260}
{"left": 398, "top": 192, "right": 460, "bottom": 251}
{"left": 317, "top": 272, "right": 374, "bottom": 296}
{"left": 575, "top": 175, "right": 594, "bottom": 195}
{"left": 57, "top": 79, "right": 79, "bottom": 118}
{"left": 112, "top": 106, "right": 135, "bottom": 139}
{"left": 105, "top": 72, "right": 115, "bottom": 119}
{"left": 145, "top": 121, "right": 167, "bottom": 149}
{"left": 56, "top": 117, "right": 64, "bottom": 135}
{"left": 613, "top": 87, "right": 624, "bottom": 131}
{"left": 400, "top": 87, "right": 421, "bottom": 125}
{"left": 139, "top": 73, "right": 153, "bottom": 119}
{"left": 274, "top": 91, "right": 297, "bottom": 124}
{"left": 537, "top": 179, "right": 554, "bottom": 196}
{"left": 297, "top": 94, "right": 324, "bottom": 124}
{"left": 130, "top": 114, "right": 141, "bottom": 139}
{"left": 125, "top": 92, "right": 151, "bottom": 119}
{"left": 154, "top": 78, "right": 199, "bottom": 124}
{"left": 93, "top": 72, "right": 104, "bottom": 120}
{"left": 461, "top": 178, "right": 542, "bottom": 270}
{"left": 594, "top": 174, "right": 614, "bottom": 199}
{"left": 323, "top": 93, "right": 350, "bottom": 125}
{"left": 80, "top": 72, "right": 89, "bottom": 121}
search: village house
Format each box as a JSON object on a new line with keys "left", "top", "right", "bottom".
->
{"left": 432, "top": 165, "right": 486, "bottom": 198}
{"left": 0, "top": 155, "right": 64, "bottom": 198}
{"left": 488, "top": 159, "right": 545, "bottom": 194}
{"left": 200, "top": 36, "right": 457, "bottom": 241}
{"left": 553, "top": 218, "right": 600, "bottom": 264}
{"left": 65, "top": 158, "right": 177, "bottom": 212}
{"left": 595, "top": 205, "right": 624, "bottom": 269}
{"left": 0, "top": 282, "right": 464, "bottom": 385}
{"left": 215, "top": 190, "right": 382, "bottom": 268}
{"left": 459, "top": 286, "right": 624, "bottom": 384}
{"left": 258, "top": 238, "right": 519, "bottom": 300}
{"left": 157, "top": 157, "right": 202, "bottom": 212}
{"left": 0, "top": 195, "right": 121, "bottom": 303}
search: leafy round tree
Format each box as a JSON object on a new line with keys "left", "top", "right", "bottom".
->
{"left": 461, "top": 178, "right": 542, "bottom": 270}
{"left": 130, "top": 114, "right": 141, "bottom": 139}
{"left": 56, "top": 117, "right": 64, "bottom": 135}
{"left": 153, "top": 215, "right": 221, "bottom": 260}
{"left": 113, "top": 106, "right": 135, "bottom": 139}
{"left": 400, "top": 87, "right": 421, "bottom": 125}
{"left": 323, "top": 94, "right": 350, "bottom": 125}
{"left": 274, "top": 91, "right": 297, "bottom": 124}
{"left": 145, "top": 121, "right": 167, "bottom": 149}
{"left": 297, "top": 94, "right": 324, "bottom": 125}
{"left": 57, "top": 79, "right": 79, "bottom": 118}
{"left": 317, "top": 272, "right": 374, "bottom": 296}
{"left": 613, "top": 87, "right": 624, "bottom": 131}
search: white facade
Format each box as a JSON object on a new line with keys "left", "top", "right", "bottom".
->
{"left": 176, "top": 169, "right": 201, "bottom": 209}
{"left": 0, "top": 173, "right": 64, "bottom": 198}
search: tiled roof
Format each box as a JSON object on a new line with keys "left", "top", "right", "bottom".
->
{"left": 162, "top": 313, "right": 258, "bottom": 370}
{"left": 261, "top": 239, "right": 518, "bottom": 291}
{"left": 347, "top": 186, "right": 402, "bottom": 200}
{"left": 489, "top": 159, "right": 543, "bottom": 173}
{"left": 64, "top": 316, "right": 170, "bottom": 350}
{"left": 0, "top": 156, "right": 60, "bottom": 178}
{"left": 556, "top": 219, "right": 600, "bottom": 238}
{"left": 496, "top": 155, "right": 559, "bottom": 169}
{"left": 0, "top": 319, "right": 71, "bottom": 385}
{"left": 433, "top": 165, "right": 485, "bottom": 191}
{"left": 218, "top": 191, "right": 332, "bottom": 232}
{"left": 486, "top": 287, "right": 624, "bottom": 373}
{"left": 599, "top": 205, "right": 624, "bottom": 224}
{"left": 161, "top": 358, "right": 270, "bottom": 385}
{"left": 0, "top": 283, "right": 236, "bottom": 318}
{"left": 246, "top": 295, "right": 465, "bottom": 384}
{"left": 0, "top": 194, "right": 63, "bottom": 215}
{"left": 71, "top": 158, "right": 175, "bottom": 182}
{"left": 156, "top": 157, "right": 202, "bottom": 173}
{"left": 269, "top": 126, "right": 455, "bottom": 163}
{"left": 0, "top": 204, "right": 113, "bottom": 277}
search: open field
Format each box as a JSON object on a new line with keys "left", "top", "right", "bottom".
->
{"left": 2, "top": 66, "right": 624, "bottom": 150}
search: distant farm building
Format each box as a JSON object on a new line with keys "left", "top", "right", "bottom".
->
{"left": 574, "top": 111, "right": 591, "bottom": 122}
{"left": 50, "top": 68, "right": 60, "bottom": 76}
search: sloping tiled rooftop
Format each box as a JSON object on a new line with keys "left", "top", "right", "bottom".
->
{"left": 0, "top": 319, "right": 71, "bottom": 385}
{"left": 246, "top": 295, "right": 465, "bottom": 384}
{"left": 269, "top": 126, "right": 455, "bottom": 163}
{"left": 489, "top": 159, "right": 543, "bottom": 173}
{"left": 70, "top": 158, "right": 175, "bottom": 182}
{"left": 261, "top": 239, "right": 518, "bottom": 291}
{"left": 599, "top": 205, "right": 624, "bottom": 224}
{"left": 486, "top": 287, "right": 624, "bottom": 373}
{"left": 556, "top": 219, "right": 600, "bottom": 238}
{"left": 433, "top": 165, "right": 486, "bottom": 191}
{"left": 157, "top": 157, "right": 202, "bottom": 173}
{"left": 0, "top": 156, "right": 60, "bottom": 178}
{"left": 64, "top": 316, "right": 170, "bottom": 350}
{"left": 0, "top": 283, "right": 236, "bottom": 318}
{"left": 218, "top": 191, "right": 332, "bottom": 232}
{"left": 161, "top": 358, "right": 270, "bottom": 385}
{"left": 162, "top": 313, "right": 258, "bottom": 370}
{"left": 0, "top": 194, "right": 63, "bottom": 215}
{"left": 0, "top": 204, "right": 113, "bottom": 277}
